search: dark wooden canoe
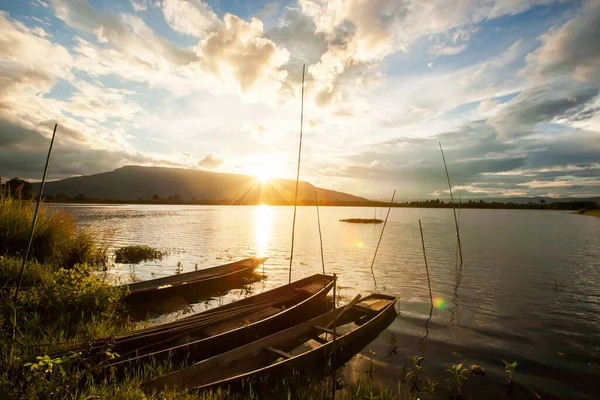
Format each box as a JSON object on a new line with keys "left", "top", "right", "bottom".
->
{"left": 144, "top": 294, "right": 398, "bottom": 392}
{"left": 49, "top": 274, "right": 336, "bottom": 371}
{"left": 123, "top": 256, "right": 267, "bottom": 311}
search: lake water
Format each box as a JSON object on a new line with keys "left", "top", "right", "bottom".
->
{"left": 53, "top": 204, "right": 600, "bottom": 399}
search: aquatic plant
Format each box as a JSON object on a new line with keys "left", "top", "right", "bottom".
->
{"left": 114, "top": 245, "right": 164, "bottom": 264}
{"left": 339, "top": 218, "right": 384, "bottom": 224}
{"left": 445, "top": 362, "right": 468, "bottom": 399}
{"left": 502, "top": 359, "right": 519, "bottom": 386}
{"left": 403, "top": 355, "right": 424, "bottom": 393}
{"left": 423, "top": 378, "right": 439, "bottom": 399}
{"left": 470, "top": 364, "right": 486, "bottom": 376}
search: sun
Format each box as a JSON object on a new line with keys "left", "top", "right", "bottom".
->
{"left": 252, "top": 166, "right": 273, "bottom": 183}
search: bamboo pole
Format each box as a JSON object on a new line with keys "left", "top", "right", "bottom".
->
{"left": 289, "top": 64, "right": 306, "bottom": 284}
{"left": 332, "top": 273, "right": 337, "bottom": 354}
{"left": 370, "top": 189, "right": 396, "bottom": 274}
{"left": 314, "top": 190, "right": 325, "bottom": 275}
{"left": 419, "top": 219, "right": 434, "bottom": 356}
{"left": 419, "top": 219, "right": 433, "bottom": 307}
{"left": 10, "top": 123, "right": 58, "bottom": 362}
{"left": 439, "top": 142, "right": 463, "bottom": 266}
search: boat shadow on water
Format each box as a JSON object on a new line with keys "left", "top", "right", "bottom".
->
{"left": 125, "top": 272, "right": 267, "bottom": 319}
{"left": 123, "top": 257, "right": 268, "bottom": 319}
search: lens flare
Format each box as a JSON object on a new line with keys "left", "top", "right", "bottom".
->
{"left": 357, "top": 242, "right": 364, "bottom": 248}
{"left": 432, "top": 295, "right": 447, "bottom": 309}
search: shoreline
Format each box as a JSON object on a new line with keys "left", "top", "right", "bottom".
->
{"left": 572, "top": 209, "right": 600, "bottom": 217}
{"left": 41, "top": 198, "right": 598, "bottom": 212}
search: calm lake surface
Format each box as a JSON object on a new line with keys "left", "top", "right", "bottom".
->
{"left": 53, "top": 204, "right": 600, "bottom": 398}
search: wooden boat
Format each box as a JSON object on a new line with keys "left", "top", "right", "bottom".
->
{"left": 50, "top": 274, "right": 336, "bottom": 371}
{"left": 144, "top": 294, "right": 398, "bottom": 392}
{"left": 123, "top": 256, "right": 267, "bottom": 313}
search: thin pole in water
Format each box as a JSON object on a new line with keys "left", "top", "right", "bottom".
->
{"left": 439, "top": 141, "right": 463, "bottom": 266}
{"left": 330, "top": 273, "right": 337, "bottom": 399}
{"left": 419, "top": 219, "right": 434, "bottom": 307}
{"left": 314, "top": 189, "right": 325, "bottom": 275}
{"left": 289, "top": 64, "right": 305, "bottom": 284}
{"left": 370, "top": 189, "right": 396, "bottom": 274}
{"left": 419, "top": 219, "right": 434, "bottom": 356}
{"left": 10, "top": 123, "right": 58, "bottom": 361}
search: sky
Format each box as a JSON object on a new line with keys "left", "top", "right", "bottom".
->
{"left": 0, "top": 0, "right": 599, "bottom": 200}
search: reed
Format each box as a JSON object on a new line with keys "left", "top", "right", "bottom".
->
{"left": 439, "top": 142, "right": 463, "bottom": 266}
{"left": 370, "top": 190, "right": 396, "bottom": 275}
{"left": 314, "top": 190, "right": 326, "bottom": 275}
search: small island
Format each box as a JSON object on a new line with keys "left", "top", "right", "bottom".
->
{"left": 340, "top": 218, "right": 384, "bottom": 224}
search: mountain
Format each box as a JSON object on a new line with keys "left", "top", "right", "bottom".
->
{"left": 35, "top": 166, "right": 367, "bottom": 204}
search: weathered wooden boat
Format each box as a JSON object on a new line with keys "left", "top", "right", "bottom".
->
{"left": 49, "top": 274, "right": 336, "bottom": 371}
{"left": 144, "top": 294, "right": 398, "bottom": 392}
{"left": 123, "top": 257, "right": 267, "bottom": 315}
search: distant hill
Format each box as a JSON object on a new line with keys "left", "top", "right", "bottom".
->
{"left": 34, "top": 166, "right": 367, "bottom": 204}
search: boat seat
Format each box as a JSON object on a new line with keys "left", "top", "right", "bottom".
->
{"left": 314, "top": 325, "right": 337, "bottom": 336}
{"left": 313, "top": 335, "right": 329, "bottom": 345}
{"left": 264, "top": 346, "right": 292, "bottom": 359}
{"left": 352, "top": 304, "right": 379, "bottom": 316}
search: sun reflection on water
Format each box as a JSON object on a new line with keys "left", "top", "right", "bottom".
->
{"left": 254, "top": 204, "right": 272, "bottom": 257}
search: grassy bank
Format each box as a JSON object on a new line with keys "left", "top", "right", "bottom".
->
{"left": 0, "top": 193, "right": 108, "bottom": 268}
{"left": 573, "top": 209, "right": 600, "bottom": 217}
{"left": 0, "top": 193, "right": 539, "bottom": 399}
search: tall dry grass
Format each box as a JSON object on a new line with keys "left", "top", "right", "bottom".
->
{"left": 0, "top": 191, "right": 107, "bottom": 269}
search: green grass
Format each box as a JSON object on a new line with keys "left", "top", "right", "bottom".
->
{"left": 114, "top": 245, "right": 165, "bottom": 264}
{"left": 0, "top": 192, "right": 108, "bottom": 268}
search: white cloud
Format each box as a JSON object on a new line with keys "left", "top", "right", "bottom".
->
{"left": 130, "top": 0, "right": 148, "bottom": 12}
{"left": 160, "top": 0, "right": 220, "bottom": 37}
{"left": 524, "top": 0, "right": 600, "bottom": 83}
{"left": 196, "top": 14, "right": 290, "bottom": 97}
{"left": 198, "top": 152, "right": 224, "bottom": 169}
{"left": 478, "top": 99, "right": 499, "bottom": 113}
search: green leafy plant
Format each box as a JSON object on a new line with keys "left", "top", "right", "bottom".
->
{"left": 114, "top": 245, "right": 164, "bottom": 264}
{"left": 423, "top": 378, "right": 439, "bottom": 399}
{"left": 470, "top": 364, "right": 486, "bottom": 376}
{"left": 446, "top": 362, "right": 468, "bottom": 399}
{"left": 403, "top": 355, "right": 424, "bottom": 393}
{"left": 502, "top": 359, "right": 519, "bottom": 386}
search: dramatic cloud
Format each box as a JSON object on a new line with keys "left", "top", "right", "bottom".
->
{"left": 197, "top": 14, "right": 290, "bottom": 95}
{"left": 1, "top": 0, "right": 598, "bottom": 198}
{"left": 490, "top": 85, "right": 600, "bottom": 139}
{"left": 525, "top": 0, "right": 600, "bottom": 83}
{"left": 0, "top": 119, "right": 180, "bottom": 180}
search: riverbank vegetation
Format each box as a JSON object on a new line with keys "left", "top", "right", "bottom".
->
{"left": 0, "top": 192, "right": 108, "bottom": 268}
{"left": 0, "top": 193, "right": 547, "bottom": 399}
{"left": 573, "top": 209, "right": 600, "bottom": 217}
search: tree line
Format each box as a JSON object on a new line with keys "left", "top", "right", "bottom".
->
{"left": 1, "top": 177, "right": 597, "bottom": 210}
